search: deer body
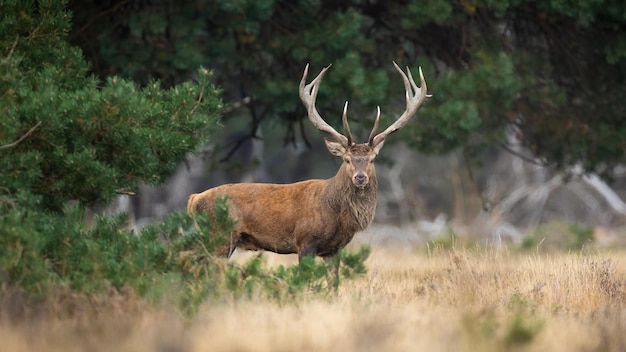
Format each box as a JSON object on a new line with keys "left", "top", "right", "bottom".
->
{"left": 188, "top": 153, "right": 377, "bottom": 259}
{"left": 188, "top": 62, "right": 428, "bottom": 261}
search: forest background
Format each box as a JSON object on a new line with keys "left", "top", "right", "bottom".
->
{"left": 2, "top": 0, "right": 626, "bottom": 349}
{"left": 67, "top": 0, "right": 626, "bottom": 240}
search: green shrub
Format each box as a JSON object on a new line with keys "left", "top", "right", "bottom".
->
{"left": 520, "top": 221, "right": 595, "bottom": 252}
{"left": 224, "top": 245, "right": 370, "bottom": 301}
{"left": 0, "top": 194, "right": 370, "bottom": 316}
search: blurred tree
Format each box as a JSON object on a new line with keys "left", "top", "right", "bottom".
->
{"left": 67, "top": 0, "right": 626, "bottom": 179}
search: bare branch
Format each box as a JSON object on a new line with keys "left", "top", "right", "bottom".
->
{"left": 0, "top": 121, "right": 41, "bottom": 151}
{"left": 222, "top": 97, "right": 252, "bottom": 115}
{"left": 1, "top": 36, "right": 19, "bottom": 65}
{"left": 498, "top": 141, "right": 546, "bottom": 167}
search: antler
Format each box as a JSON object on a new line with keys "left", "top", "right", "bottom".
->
{"left": 369, "top": 62, "right": 428, "bottom": 148}
{"left": 300, "top": 64, "right": 353, "bottom": 146}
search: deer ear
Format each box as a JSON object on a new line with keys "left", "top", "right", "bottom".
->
{"left": 324, "top": 138, "right": 346, "bottom": 157}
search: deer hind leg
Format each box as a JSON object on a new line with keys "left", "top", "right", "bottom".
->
{"left": 210, "top": 231, "right": 240, "bottom": 258}
{"left": 227, "top": 242, "right": 237, "bottom": 258}
{"left": 323, "top": 255, "right": 340, "bottom": 289}
{"left": 226, "top": 231, "right": 243, "bottom": 258}
{"left": 227, "top": 232, "right": 264, "bottom": 258}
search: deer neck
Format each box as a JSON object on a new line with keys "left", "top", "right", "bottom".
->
{"left": 324, "top": 166, "right": 378, "bottom": 231}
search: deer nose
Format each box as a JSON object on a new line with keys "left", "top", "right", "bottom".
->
{"left": 354, "top": 174, "right": 368, "bottom": 185}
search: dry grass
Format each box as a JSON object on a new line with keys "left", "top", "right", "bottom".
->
{"left": 2, "top": 245, "right": 626, "bottom": 352}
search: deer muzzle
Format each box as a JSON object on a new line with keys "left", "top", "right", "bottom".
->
{"left": 353, "top": 173, "right": 369, "bottom": 187}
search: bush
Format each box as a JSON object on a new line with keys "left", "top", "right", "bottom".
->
{"left": 0, "top": 194, "right": 370, "bottom": 316}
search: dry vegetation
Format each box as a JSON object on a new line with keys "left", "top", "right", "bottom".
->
{"left": 2, "top": 243, "right": 626, "bottom": 352}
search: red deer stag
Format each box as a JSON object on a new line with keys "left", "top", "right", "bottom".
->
{"left": 187, "top": 62, "right": 428, "bottom": 261}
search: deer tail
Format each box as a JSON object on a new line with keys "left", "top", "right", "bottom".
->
{"left": 187, "top": 193, "right": 198, "bottom": 214}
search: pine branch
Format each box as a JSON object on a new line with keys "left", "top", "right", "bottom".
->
{"left": 0, "top": 121, "right": 41, "bottom": 151}
{"left": 221, "top": 96, "right": 251, "bottom": 115}
{"left": 1, "top": 36, "right": 19, "bottom": 65}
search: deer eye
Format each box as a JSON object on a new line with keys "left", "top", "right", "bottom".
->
{"left": 344, "top": 158, "right": 351, "bottom": 164}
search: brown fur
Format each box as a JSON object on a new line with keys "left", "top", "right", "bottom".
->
{"left": 187, "top": 143, "right": 378, "bottom": 261}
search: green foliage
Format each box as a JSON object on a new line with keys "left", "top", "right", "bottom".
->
{"left": 504, "top": 312, "right": 544, "bottom": 347}
{"left": 0, "top": 0, "right": 222, "bottom": 211}
{"left": 224, "top": 245, "right": 371, "bottom": 301}
{"left": 409, "top": 49, "right": 519, "bottom": 155}
{"left": 520, "top": 221, "right": 594, "bottom": 251}
{"left": 0, "top": 191, "right": 225, "bottom": 312}
{"left": 569, "top": 224, "right": 595, "bottom": 248}
{"left": 0, "top": 195, "right": 51, "bottom": 297}
{"left": 67, "top": 0, "right": 626, "bottom": 178}
{"left": 503, "top": 291, "right": 545, "bottom": 347}
{"left": 0, "top": 191, "right": 370, "bottom": 316}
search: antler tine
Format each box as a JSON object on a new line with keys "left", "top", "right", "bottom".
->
{"left": 369, "top": 62, "right": 428, "bottom": 148}
{"left": 342, "top": 101, "right": 353, "bottom": 146}
{"left": 367, "top": 106, "right": 381, "bottom": 146}
{"left": 299, "top": 64, "right": 349, "bottom": 146}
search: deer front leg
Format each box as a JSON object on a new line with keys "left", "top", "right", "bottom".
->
{"left": 323, "top": 255, "right": 340, "bottom": 290}
{"left": 298, "top": 245, "right": 317, "bottom": 262}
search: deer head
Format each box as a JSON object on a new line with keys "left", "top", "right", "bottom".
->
{"left": 299, "top": 62, "right": 428, "bottom": 189}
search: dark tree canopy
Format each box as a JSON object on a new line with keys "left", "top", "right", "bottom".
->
{"left": 1, "top": 0, "right": 222, "bottom": 211}
{"left": 67, "top": 0, "right": 626, "bottom": 178}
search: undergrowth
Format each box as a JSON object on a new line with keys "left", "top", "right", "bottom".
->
{"left": 0, "top": 197, "right": 370, "bottom": 317}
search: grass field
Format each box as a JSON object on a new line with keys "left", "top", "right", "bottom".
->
{"left": 2, "top": 244, "right": 625, "bottom": 352}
